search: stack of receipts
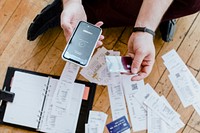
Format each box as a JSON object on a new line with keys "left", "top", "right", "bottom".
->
{"left": 38, "top": 62, "right": 85, "bottom": 133}
{"left": 80, "top": 47, "right": 120, "bottom": 85}
{"left": 162, "top": 49, "right": 200, "bottom": 115}
{"left": 80, "top": 47, "right": 191, "bottom": 133}
{"left": 107, "top": 74, "right": 185, "bottom": 133}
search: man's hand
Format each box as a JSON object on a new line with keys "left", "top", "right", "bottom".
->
{"left": 61, "top": 1, "right": 104, "bottom": 46}
{"left": 128, "top": 32, "right": 155, "bottom": 81}
{"left": 61, "top": 1, "right": 87, "bottom": 40}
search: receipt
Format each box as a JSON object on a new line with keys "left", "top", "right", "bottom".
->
{"left": 87, "top": 123, "right": 101, "bottom": 133}
{"left": 162, "top": 49, "right": 200, "bottom": 109}
{"left": 133, "top": 84, "right": 157, "bottom": 110}
{"left": 122, "top": 75, "right": 147, "bottom": 132}
{"left": 107, "top": 73, "right": 128, "bottom": 121}
{"left": 51, "top": 62, "right": 80, "bottom": 116}
{"left": 80, "top": 47, "right": 120, "bottom": 85}
{"left": 121, "top": 75, "right": 144, "bottom": 95}
{"left": 193, "top": 103, "right": 200, "bottom": 116}
{"left": 169, "top": 73, "right": 197, "bottom": 107}
{"left": 148, "top": 108, "right": 164, "bottom": 133}
{"left": 80, "top": 47, "right": 110, "bottom": 83}
{"left": 144, "top": 92, "right": 184, "bottom": 129}
{"left": 147, "top": 108, "right": 176, "bottom": 133}
{"left": 53, "top": 83, "right": 85, "bottom": 133}
{"left": 86, "top": 111, "right": 108, "bottom": 133}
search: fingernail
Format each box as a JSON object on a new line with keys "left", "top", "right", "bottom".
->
{"left": 131, "top": 77, "right": 135, "bottom": 81}
{"left": 131, "top": 68, "right": 138, "bottom": 74}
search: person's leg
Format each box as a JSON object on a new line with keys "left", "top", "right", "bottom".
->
{"left": 83, "top": 0, "right": 199, "bottom": 42}
{"left": 28, "top": 0, "right": 200, "bottom": 40}
{"left": 162, "top": 0, "right": 200, "bottom": 21}
{"left": 84, "top": 0, "right": 200, "bottom": 27}
{"left": 83, "top": 0, "right": 143, "bottom": 27}
{"left": 160, "top": 0, "right": 200, "bottom": 42}
{"left": 27, "top": 0, "right": 142, "bottom": 40}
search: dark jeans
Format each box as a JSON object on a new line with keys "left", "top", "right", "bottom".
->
{"left": 82, "top": 0, "right": 200, "bottom": 27}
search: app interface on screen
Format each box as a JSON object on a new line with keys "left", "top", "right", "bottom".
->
{"left": 64, "top": 22, "right": 101, "bottom": 65}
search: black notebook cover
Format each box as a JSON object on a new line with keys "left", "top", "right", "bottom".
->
{"left": 0, "top": 67, "right": 96, "bottom": 133}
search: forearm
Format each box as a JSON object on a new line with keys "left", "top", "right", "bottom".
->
{"left": 62, "top": 0, "right": 82, "bottom": 6}
{"left": 135, "top": 0, "right": 173, "bottom": 31}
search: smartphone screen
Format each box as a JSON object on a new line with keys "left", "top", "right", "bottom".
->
{"left": 62, "top": 21, "right": 102, "bottom": 67}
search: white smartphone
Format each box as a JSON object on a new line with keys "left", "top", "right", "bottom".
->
{"left": 62, "top": 21, "right": 102, "bottom": 67}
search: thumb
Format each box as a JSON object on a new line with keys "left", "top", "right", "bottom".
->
{"left": 62, "top": 22, "right": 73, "bottom": 41}
{"left": 131, "top": 51, "right": 145, "bottom": 74}
{"left": 95, "top": 21, "right": 104, "bottom": 27}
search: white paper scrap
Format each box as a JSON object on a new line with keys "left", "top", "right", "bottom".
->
{"left": 80, "top": 47, "right": 120, "bottom": 85}
{"left": 107, "top": 73, "right": 128, "bottom": 121}
{"left": 169, "top": 73, "right": 197, "bottom": 107}
{"left": 162, "top": 49, "right": 200, "bottom": 109}
{"left": 148, "top": 108, "right": 177, "bottom": 133}
{"left": 193, "top": 103, "right": 200, "bottom": 116}
{"left": 51, "top": 62, "right": 80, "bottom": 116}
{"left": 133, "top": 83, "right": 157, "bottom": 110}
{"left": 53, "top": 83, "right": 85, "bottom": 133}
{"left": 121, "top": 75, "right": 147, "bottom": 132}
{"left": 144, "top": 92, "right": 179, "bottom": 128}
{"left": 87, "top": 111, "right": 108, "bottom": 133}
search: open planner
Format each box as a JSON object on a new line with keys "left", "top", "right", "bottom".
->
{"left": 0, "top": 67, "right": 96, "bottom": 133}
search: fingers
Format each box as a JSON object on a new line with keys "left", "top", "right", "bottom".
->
{"left": 131, "top": 59, "right": 154, "bottom": 81}
{"left": 61, "top": 20, "right": 104, "bottom": 47}
{"left": 95, "top": 21, "right": 104, "bottom": 27}
{"left": 61, "top": 22, "right": 73, "bottom": 41}
{"left": 131, "top": 51, "right": 145, "bottom": 74}
{"left": 95, "top": 22, "right": 104, "bottom": 48}
{"left": 99, "top": 34, "right": 104, "bottom": 40}
{"left": 96, "top": 35, "right": 104, "bottom": 48}
{"left": 96, "top": 41, "right": 103, "bottom": 48}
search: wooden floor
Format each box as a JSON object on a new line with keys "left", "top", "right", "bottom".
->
{"left": 0, "top": 0, "right": 200, "bottom": 132}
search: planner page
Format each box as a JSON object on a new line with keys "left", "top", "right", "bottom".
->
{"left": 3, "top": 71, "right": 49, "bottom": 129}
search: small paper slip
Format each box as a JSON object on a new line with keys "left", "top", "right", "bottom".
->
{"left": 133, "top": 83, "right": 157, "bottom": 110}
{"left": 193, "top": 103, "right": 200, "bottom": 116}
{"left": 126, "top": 95, "right": 147, "bottom": 132}
{"left": 162, "top": 49, "right": 200, "bottom": 95}
{"left": 86, "top": 123, "right": 101, "bottom": 133}
{"left": 162, "top": 49, "right": 200, "bottom": 108}
{"left": 160, "top": 96, "right": 180, "bottom": 118}
{"left": 121, "top": 75, "right": 147, "bottom": 132}
{"left": 51, "top": 62, "right": 80, "bottom": 116}
{"left": 144, "top": 92, "right": 183, "bottom": 128}
{"left": 147, "top": 108, "right": 176, "bottom": 133}
{"left": 106, "top": 116, "right": 130, "bottom": 133}
{"left": 80, "top": 47, "right": 120, "bottom": 85}
{"left": 168, "top": 73, "right": 197, "bottom": 107}
{"left": 121, "top": 75, "right": 144, "bottom": 94}
{"left": 148, "top": 108, "right": 164, "bottom": 133}
{"left": 107, "top": 73, "right": 128, "bottom": 121}
{"left": 85, "top": 111, "right": 108, "bottom": 133}
{"left": 52, "top": 83, "right": 85, "bottom": 133}
{"left": 105, "top": 56, "right": 132, "bottom": 73}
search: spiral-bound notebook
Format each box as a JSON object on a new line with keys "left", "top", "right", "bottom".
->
{"left": 0, "top": 67, "right": 96, "bottom": 132}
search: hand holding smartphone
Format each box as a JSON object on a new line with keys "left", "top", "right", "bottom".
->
{"left": 62, "top": 21, "right": 102, "bottom": 67}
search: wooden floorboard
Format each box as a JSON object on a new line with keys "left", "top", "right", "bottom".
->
{"left": 0, "top": 0, "right": 200, "bottom": 132}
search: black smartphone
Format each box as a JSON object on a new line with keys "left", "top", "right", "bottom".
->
{"left": 62, "top": 21, "right": 102, "bottom": 67}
